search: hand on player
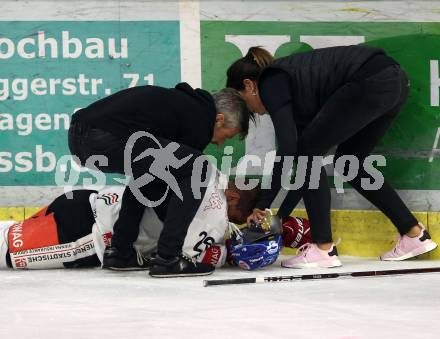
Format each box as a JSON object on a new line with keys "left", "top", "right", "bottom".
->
{"left": 246, "top": 208, "right": 266, "bottom": 225}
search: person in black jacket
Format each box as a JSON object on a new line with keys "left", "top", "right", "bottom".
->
{"left": 68, "top": 83, "right": 252, "bottom": 277}
{"left": 226, "top": 46, "right": 437, "bottom": 268}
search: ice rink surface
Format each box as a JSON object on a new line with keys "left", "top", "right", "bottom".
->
{"left": 1, "top": 256, "right": 439, "bottom": 339}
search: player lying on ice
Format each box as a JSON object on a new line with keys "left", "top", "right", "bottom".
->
{"left": 0, "top": 169, "right": 310, "bottom": 274}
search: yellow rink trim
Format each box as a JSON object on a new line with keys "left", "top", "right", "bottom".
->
{"left": 0, "top": 207, "right": 43, "bottom": 223}
{"left": 281, "top": 209, "right": 440, "bottom": 259}
{"left": 24, "top": 207, "right": 43, "bottom": 218}
{"left": 0, "top": 207, "right": 25, "bottom": 221}
{"left": 2, "top": 207, "right": 440, "bottom": 259}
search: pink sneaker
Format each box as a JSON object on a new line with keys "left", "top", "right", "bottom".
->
{"left": 281, "top": 243, "right": 342, "bottom": 268}
{"left": 381, "top": 223, "right": 438, "bottom": 261}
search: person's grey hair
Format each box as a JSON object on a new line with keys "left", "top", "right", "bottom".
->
{"left": 212, "top": 88, "right": 254, "bottom": 139}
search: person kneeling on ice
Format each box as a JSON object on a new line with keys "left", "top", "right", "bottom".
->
{"left": 0, "top": 188, "right": 218, "bottom": 270}
{"left": 0, "top": 173, "right": 291, "bottom": 273}
{"left": 0, "top": 192, "right": 308, "bottom": 273}
{"left": 0, "top": 168, "right": 229, "bottom": 272}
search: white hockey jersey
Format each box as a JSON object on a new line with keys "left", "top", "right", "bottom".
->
{"left": 0, "top": 170, "right": 229, "bottom": 269}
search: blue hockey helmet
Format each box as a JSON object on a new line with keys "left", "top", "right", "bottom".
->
{"left": 230, "top": 233, "right": 282, "bottom": 270}
{"left": 229, "top": 209, "right": 283, "bottom": 270}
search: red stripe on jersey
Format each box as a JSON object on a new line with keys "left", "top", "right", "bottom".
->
{"left": 8, "top": 208, "right": 59, "bottom": 253}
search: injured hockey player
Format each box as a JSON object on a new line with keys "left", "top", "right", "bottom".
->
{"left": 0, "top": 167, "right": 228, "bottom": 270}
{"left": 0, "top": 167, "right": 309, "bottom": 272}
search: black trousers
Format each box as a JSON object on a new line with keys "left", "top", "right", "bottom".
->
{"left": 277, "top": 65, "right": 418, "bottom": 243}
{"left": 68, "top": 122, "right": 208, "bottom": 257}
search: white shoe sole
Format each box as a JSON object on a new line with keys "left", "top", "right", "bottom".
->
{"left": 381, "top": 242, "right": 438, "bottom": 261}
{"left": 104, "top": 266, "right": 149, "bottom": 271}
{"left": 150, "top": 271, "right": 214, "bottom": 278}
{"left": 282, "top": 259, "right": 342, "bottom": 269}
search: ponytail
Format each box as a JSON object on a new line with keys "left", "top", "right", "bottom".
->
{"left": 246, "top": 46, "right": 274, "bottom": 68}
{"left": 226, "top": 46, "right": 274, "bottom": 90}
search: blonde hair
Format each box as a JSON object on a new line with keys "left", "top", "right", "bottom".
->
{"left": 226, "top": 46, "right": 274, "bottom": 90}
{"left": 247, "top": 46, "right": 274, "bottom": 68}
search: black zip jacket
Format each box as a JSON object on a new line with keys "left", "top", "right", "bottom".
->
{"left": 72, "top": 83, "right": 217, "bottom": 151}
{"left": 256, "top": 45, "right": 397, "bottom": 209}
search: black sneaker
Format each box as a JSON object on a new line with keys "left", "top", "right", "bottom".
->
{"left": 149, "top": 253, "right": 215, "bottom": 278}
{"left": 102, "top": 246, "right": 150, "bottom": 271}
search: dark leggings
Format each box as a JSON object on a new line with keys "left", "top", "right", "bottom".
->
{"left": 278, "top": 65, "right": 418, "bottom": 243}
{"left": 68, "top": 124, "right": 207, "bottom": 257}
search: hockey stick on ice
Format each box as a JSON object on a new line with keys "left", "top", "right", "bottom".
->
{"left": 203, "top": 267, "right": 440, "bottom": 287}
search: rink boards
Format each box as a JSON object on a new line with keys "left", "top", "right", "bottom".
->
{"left": 1, "top": 1, "right": 440, "bottom": 260}
{"left": 1, "top": 206, "right": 439, "bottom": 259}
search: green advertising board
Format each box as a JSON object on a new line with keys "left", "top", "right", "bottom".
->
{"left": 2, "top": 19, "right": 440, "bottom": 191}
{"left": 202, "top": 22, "right": 440, "bottom": 190}
{"left": 0, "top": 21, "right": 180, "bottom": 186}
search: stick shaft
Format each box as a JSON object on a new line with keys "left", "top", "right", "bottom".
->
{"left": 203, "top": 277, "right": 256, "bottom": 286}
{"left": 203, "top": 267, "right": 440, "bottom": 287}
